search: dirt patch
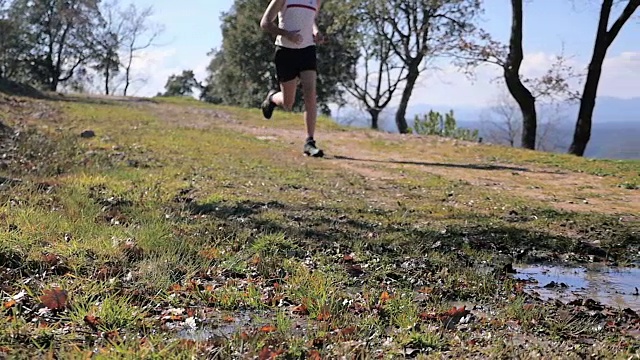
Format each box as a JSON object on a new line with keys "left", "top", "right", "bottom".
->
{"left": 126, "top": 100, "right": 640, "bottom": 216}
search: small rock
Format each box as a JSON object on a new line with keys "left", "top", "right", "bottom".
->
{"left": 80, "top": 130, "right": 95, "bottom": 138}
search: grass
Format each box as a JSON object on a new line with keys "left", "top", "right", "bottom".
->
{"left": 1, "top": 94, "right": 639, "bottom": 358}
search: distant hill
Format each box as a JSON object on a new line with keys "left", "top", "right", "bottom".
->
{"left": 332, "top": 96, "right": 640, "bottom": 160}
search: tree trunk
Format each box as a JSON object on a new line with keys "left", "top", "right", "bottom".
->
{"left": 567, "top": 0, "right": 640, "bottom": 156}
{"left": 105, "top": 68, "right": 110, "bottom": 95}
{"left": 568, "top": 51, "right": 607, "bottom": 156}
{"left": 395, "top": 66, "right": 419, "bottom": 134}
{"left": 368, "top": 109, "right": 380, "bottom": 130}
{"left": 505, "top": 0, "right": 537, "bottom": 150}
{"left": 124, "top": 67, "right": 131, "bottom": 96}
{"left": 48, "top": 77, "right": 58, "bottom": 92}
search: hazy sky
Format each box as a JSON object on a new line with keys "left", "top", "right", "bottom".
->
{"left": 125, "top": 0, "right": 640, "bottom": 108}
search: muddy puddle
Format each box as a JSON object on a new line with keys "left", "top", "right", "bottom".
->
{"left": 513, "top": 264, "right": 640, "bottom": 310}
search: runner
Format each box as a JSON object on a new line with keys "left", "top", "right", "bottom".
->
{"left": 259, "top": 0, "right": 325, "bottom": 157}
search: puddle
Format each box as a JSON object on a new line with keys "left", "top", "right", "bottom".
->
{"left": 513, "top": 264, "right": 640, "bottom": 310}
{"left": 175, "top": 311, "right": 259, "bottom": 342}
{"left": 177, "top": 324, "right": 239, "bottom": 342}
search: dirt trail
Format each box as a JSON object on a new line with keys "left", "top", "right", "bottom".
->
{"left": 151, "top": 103, "right": 640, "bottom": 217}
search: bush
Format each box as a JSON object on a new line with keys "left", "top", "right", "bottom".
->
{"left": 410, "top": 110, "right": 479, "bottom": 142}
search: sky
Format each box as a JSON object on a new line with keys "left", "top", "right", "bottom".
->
{"left": 123, "top": 0, "right": 640, "bottom": 109}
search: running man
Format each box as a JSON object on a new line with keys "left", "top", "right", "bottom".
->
{"left": 259, "top": 0, "right": 325, "bottom": 157}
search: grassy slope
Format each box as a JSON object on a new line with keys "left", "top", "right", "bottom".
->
{"left": 0, "top": 94, "right": 639, "bottom": 359}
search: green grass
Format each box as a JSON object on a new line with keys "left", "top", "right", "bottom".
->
{"left": 1, "top": 94, "right": 639, "bottom": 358}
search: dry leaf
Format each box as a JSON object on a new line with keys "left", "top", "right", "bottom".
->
{"left": 84, "top": 315, "right": 101, "bottom": 331}
{"left": 292, "top": 304, "right": 309, "bottom": 315}
{"left": 223, "top": 315, "right": 235, "bottom": 323}
{"left": 40, "top": 287, "right": 68, "bottom": 311}
{"left": 340, "top": 326, "right": 357, "bottom": 336}
{"left": 3, "top": 300, "right": 16, "bottom": 309}
{"left": 317, "top": 310, "right": 331, "bottom": 321}
{"left": 199, "top": 247, "right": 221, "bottom": 260}
{"left": 259, "top": 346, "right": 284, "bottom": 360}
{"left": 308, "top": 350, "right": 322, "bottom": 360}
{"left": 379, "top": 291, "right": 391, "bottom": 303}
{"left": 260, "top": 324, "right": 277, "bottom": 333}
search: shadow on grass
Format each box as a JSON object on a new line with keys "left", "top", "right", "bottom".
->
{"left": 331, "top": 154, "right": 562, "bottom": 174}
{"left": 179, "top": 198, "right": 637, "bottom": 265}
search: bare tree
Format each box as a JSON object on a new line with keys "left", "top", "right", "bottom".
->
{"left": 120, "top": 4, "right": 164, "bottom": 96}
{"left": 481, "top": 90, "right": 570, "bottom": 152}
{"left": 480, "top": 94, "right": 521, "bottom": 147}
{"left": 569, "top": 0, "right": 640, "bottom": 156}
{"left": 342, "top": 9, "right": 406, "bottom": 130}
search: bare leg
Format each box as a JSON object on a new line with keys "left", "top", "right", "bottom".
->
{"left": 299, "top": 70, "right": 317, "bottom": 139}
{"left": 270, "top": 78, "right": 298, "bottom": 111}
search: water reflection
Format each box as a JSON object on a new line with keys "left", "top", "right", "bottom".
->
{"left": 514, "top": 264, "right": 640, "bottom": 310}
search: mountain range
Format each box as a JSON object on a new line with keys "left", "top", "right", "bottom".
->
{"left": 331, "top": 96, "right": 640, "bottom": 160}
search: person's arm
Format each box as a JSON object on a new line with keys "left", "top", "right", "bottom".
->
{"left": 260, "top": 0, "right": 295, "bottom": 38}
{"left": 312, "top": 0, "right": 325, "bottom": 44}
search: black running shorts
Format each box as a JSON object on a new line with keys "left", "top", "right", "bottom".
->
{"left": 274, "top": 45, "right": 317, "bottom": 83}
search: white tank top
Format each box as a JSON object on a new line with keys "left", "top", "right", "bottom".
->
{"left": 274, "top": 0, "right": 318, "bottom": 49}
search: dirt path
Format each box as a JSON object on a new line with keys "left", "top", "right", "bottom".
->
{"left": 150, "top": 103, "right": 640, "bottom": 217}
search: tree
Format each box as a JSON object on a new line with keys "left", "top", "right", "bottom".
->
{"left": 0, "top": 4, "right": 29, "bottom": 81}
{"left": 93, "top": 0, "right": 124, "bottom": 95}
{"left": 9, "top": 0, "right": 104, "bottom": 92}
{"left": 480, "top": 91, "right": 569, "bottom": 152}
{"left": 455, "top": 0, "right": 579, "bottom": 151}
{"left": 161, "top": 70, "right": 200, "bottom": 97}
{"left": 200, "top": 0, "right": 358, "bottom": 115}
{"left": 339, "top": 0, "right": 406, "bottom": 129}
{"left": 503, "top": 0, "right": 537, "bottom": 150}
{"left": 568, "top": 0, "right": 640, "bottom": 156}
{"left": 120, "top": 3, "right": 164, "bottom": 96}
{"left": 366, "top": 0, "right": 483, "bottom": 134}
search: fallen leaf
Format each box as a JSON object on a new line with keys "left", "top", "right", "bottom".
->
{"left": 42, "top": 253, "right": 60, "bottom": 266}
{"left": 223, "top": 315, "right": 235, "bottom": 323}
{"left": 3, "top": 300, "right": 16, "bottom": 309}
{"left": 418, "top": 287, "right": 433, "bottom": 294}
{"left": 260, "top": 324, "right": 277, "bottom": 333}
{"left": 340, "top": 326, "right": 357, "bottom": 336}
{"left": 380, "top": 291, "right": 391, "bottom": 303}
{"left": 308, "top": 350, "right": 322, "bottom": 359}
{"left": 446, "top": 306, "right": 467, "bottom": 316}
{"left": 419, "top": 312, "right": 437, "bottom": 321}
{"left": 84, "top": 315, "right": 101, "bottom": 330}
{"left": 523, "top": 304, "right": 535, "bottom": 311}
{"left": 199, "top": 247, "right": 221, "bottom": 260}
{"left": 258, "top": 346, "right": 284, "bottom": 360}
{"left": 293, "top": 304, "right": 309, "bottom": 315}
{"left": 40, "top": 287, "right": 68, "bottom": 311}
{"left": 343, "top": 253, "right": 354, "bottom": 262}
{"left": 250, "top": 255, "right": 261, "bottom": 265}
{"left": 317, "top": 310, "right": 331, "bottom": 321}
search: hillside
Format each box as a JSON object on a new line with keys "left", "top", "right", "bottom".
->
{"left": 1, "top": 93, "right": 639, "bottom": 358}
